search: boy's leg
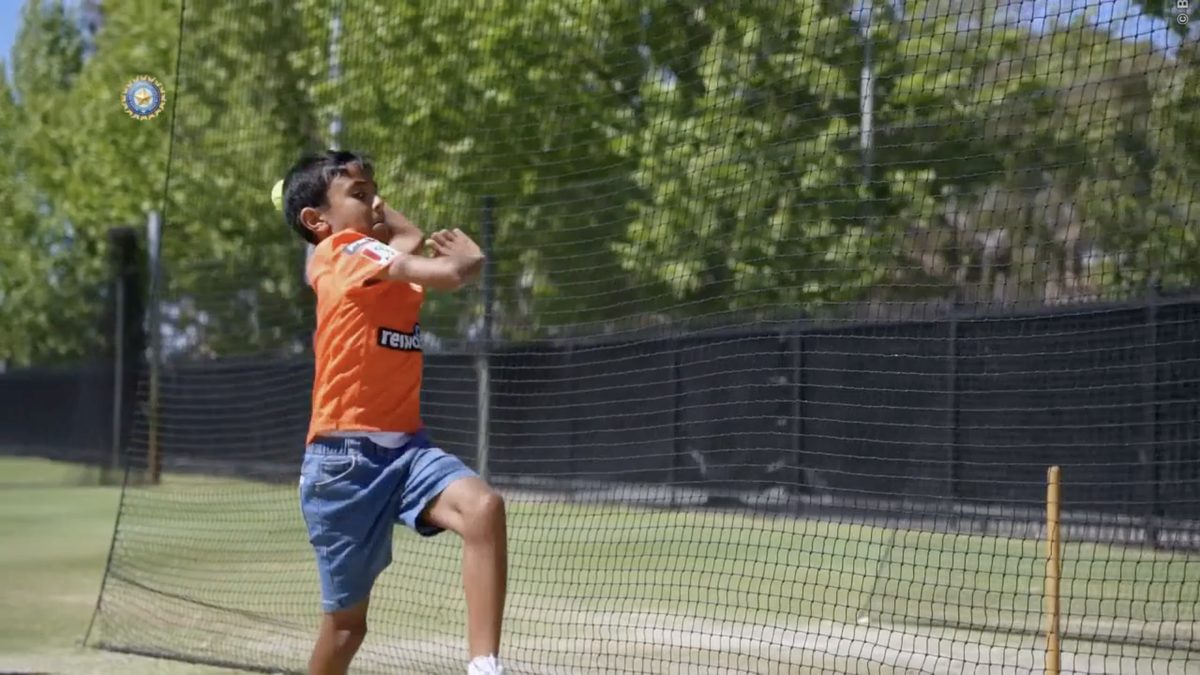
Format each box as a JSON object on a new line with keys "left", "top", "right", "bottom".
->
{"left": 422, "top": 476, "right": 508, "bottom": 659}
{"left": 300, "top": 439, "right": 399, "bottom": 675}
{"left": 395, "top": 440, "right": 508, "bottom": 664}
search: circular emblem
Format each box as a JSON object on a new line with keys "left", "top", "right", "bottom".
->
{"left": 122, "top": 76, "right": 166, "bottom": 120}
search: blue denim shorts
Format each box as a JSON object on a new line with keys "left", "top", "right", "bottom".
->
{"left": 299, "top": 431, "right": 477, "bottom": 613}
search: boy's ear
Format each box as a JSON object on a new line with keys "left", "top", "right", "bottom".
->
{"left": 299, "top": 206, "right": 325, "bottom": 234}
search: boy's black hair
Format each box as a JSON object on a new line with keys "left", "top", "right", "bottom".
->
{"left": 281, "top": 150, "right": 375, "bottom": 245}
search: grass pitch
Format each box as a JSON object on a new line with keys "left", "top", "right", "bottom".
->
{"left": 0, "top": 461, "right": 242, "bottom": 674}
{"left": 3, "top": 456, "right": 1200, "bottom": 674}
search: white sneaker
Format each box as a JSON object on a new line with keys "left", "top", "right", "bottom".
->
{"left": 468, "top": 654, "right": 505, "bottom": 675}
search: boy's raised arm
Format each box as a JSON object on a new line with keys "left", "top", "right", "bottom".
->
{"left": 378, "top": 228, "right": 484, "bottom": 291}
{"left": 383, "top": 253, "right": 484, "bottom": 291}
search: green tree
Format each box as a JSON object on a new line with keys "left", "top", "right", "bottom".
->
{"left": 1, "top": 0, "right": 105, "bottom": 367}
{"left": 867, "top": 0, "right": 1072, "bottom": 308}
{"left": 863, "top": 7, "right": 1186, "bottom": 312}
{"left": 9, "top": 0, "right": 1195, "bottom": 361}
{"left": 323, "top": 0, "right": 651, "bottom": 339}
{"left": 617, "top": 0, "right": 869, "bottom": 320}
{"left": 1048, "top": 22, "right": 1195, "bottom": 295}
{"left": 13, "top": 0, "right": 327, "bottom": 359}
{"left": 323, "top": 0, "right": 890, "bottom": 333}
{"left": 153, "top": 0, "right": 325, "bottom": 357}
{"left": 0, "top": 67, "right": 55, "bottom": 367}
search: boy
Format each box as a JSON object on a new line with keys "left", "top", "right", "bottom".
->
{"left": 280, "top": 150, "right": 508, "bottom": 675}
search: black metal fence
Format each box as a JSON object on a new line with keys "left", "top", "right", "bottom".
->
{"left": 3, "top": 295, "right": 1199, "bottom": 534}
{"left": 0, "top": 227, "right": 144, "bottom": 485}
{"left": 0, "top": 364, "right": 115, "bottom": 467}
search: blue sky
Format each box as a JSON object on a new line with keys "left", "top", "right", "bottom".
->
{"left": 0, "top": 0, "right": 22, "bottom": 75}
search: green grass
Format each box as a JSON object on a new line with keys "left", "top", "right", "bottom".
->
{"left": 0, "top": 455, "right": 110, "bottom": 486}
{"left": 107, "top": 477, "right": 1200, "bottom": 635}
{"left": 0, "top": 482, "right": 116, "bottom": 652}
{"left": 0, "top": 459, "right": 243, "bottom": 674}
{"left": 5, "top": 456, "right": 1200, "bottom": 674}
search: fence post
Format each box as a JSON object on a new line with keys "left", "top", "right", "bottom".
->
{"left": 564, "top": 344, "right": 576, "bottom": 484}
{"left": 789, "top": 330, "right": 805, "bottom": 501}
{"left": 1141, "top": 283, "right": 1161, "bottom": 548}
{"left": 669, "top": 338, "right": 683, "bottom": 508}
{"left": 146, "top": 211, "right": 164, "bottom": 484}
{"left": 475, "top": 196, "right": 496, "bottom": 480}
{"left": 945, "top": 298, "right": 960, "bottom": 503}
{"left": 105, "top": 228, "right": 144, "bottom": 486}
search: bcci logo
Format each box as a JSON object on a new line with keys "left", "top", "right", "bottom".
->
{"left": 122, "top": 76, "right": 166, "bottom": 120}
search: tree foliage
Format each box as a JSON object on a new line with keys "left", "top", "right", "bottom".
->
{"left": 2, "top": 0, "right": 1197, "bottom": 365}
{"left": 2, "top": 0, "right": 100, "bottom": 366}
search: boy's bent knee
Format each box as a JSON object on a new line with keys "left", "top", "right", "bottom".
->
{"left": 462, "top": 489, "right": 505, "bottom": 538}
{"left": 425, "top": 478, "right": 506, "bottom": 539}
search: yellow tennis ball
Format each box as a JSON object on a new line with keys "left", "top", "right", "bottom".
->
{"left": 271, "top": 179, "right": 285, "bottom": 212}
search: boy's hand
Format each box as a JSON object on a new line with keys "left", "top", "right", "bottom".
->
{"left": 374, "top": 204, "right": 424, "bottom": 255}
{"left": 427, "top": 229, "right": 483, "bottom": 259}
{"left": 423, "top": 229, "right": 484, "bottom": 286}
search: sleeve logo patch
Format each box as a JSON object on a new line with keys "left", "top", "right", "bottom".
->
{"left": 344, "top": 238, "right": 397, "bottom": 265}
{"left": 377, "top": 324, "right": 422, "bottom": 352}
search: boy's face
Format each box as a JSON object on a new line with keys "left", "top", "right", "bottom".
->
{"left": 299, "top": 162, "right": 386, "bottom": 242}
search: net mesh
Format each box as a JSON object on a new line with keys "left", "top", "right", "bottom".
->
{"left": 88, "top": 0, "right": 1200, "bottom": 673}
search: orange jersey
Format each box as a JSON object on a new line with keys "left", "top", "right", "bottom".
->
{"left": 306, "top": 230, "right": 425, "bottom": 442}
